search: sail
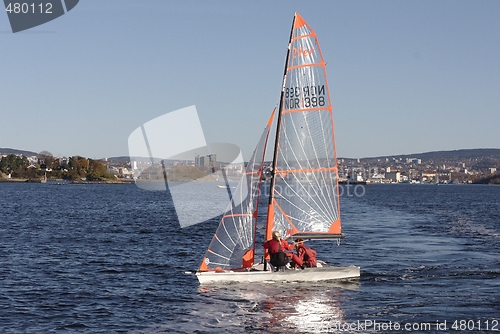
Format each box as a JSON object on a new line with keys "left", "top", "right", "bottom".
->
{"left": 267, "top": 13, "right": 342, "bottom": 240}
{"left": 199, "top": 110, "right": 275, "bottom": 271}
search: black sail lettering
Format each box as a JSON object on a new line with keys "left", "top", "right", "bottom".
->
{"left": 303, "top": 86, "right": 310, "bottom": 97}
{"left": 317, "top": 85, "right": 325, "bottom": 96}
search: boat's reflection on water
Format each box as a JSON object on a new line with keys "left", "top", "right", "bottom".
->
{"left": 198, "top": 280, "right": 359, "bottom": 333}
{"left": 132, "top": 280, "right": 358, "bottom": 333}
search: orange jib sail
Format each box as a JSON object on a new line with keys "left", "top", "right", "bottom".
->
{"left": 198, "top": 110, "right": 274, "bottom": 271}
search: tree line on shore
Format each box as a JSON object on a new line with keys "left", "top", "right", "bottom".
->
{"left": 0, "top": 153, "right": 114, "bottom": 181}
{"left": 473, "top": 173, "right": 500, "bottom": 184}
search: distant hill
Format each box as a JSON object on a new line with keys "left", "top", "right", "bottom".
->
{"left": 107, "top": 156, "right": 131, "bottom": 163}
{"left": 108, "top": 156, "right": 168, "bottom": 163}
{"left": 0, "top": 148, "right": 38, "bottom": 156}
{"left": 4, "top": 148, "right": 500, "bottom": 163}
{"left": 344, "top": 148, "right": 500, "bottom": 162}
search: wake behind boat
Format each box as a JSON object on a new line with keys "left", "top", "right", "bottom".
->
{"left": 193, "top": 13, "right": 360, "bottom": 284}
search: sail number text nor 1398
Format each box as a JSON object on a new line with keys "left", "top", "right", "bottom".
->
{"left": 285, "top": 85, "right": 326, "bottom": 109}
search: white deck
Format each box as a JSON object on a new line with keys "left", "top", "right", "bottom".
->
{"left": 195, "top": 264, "right": 360, "bottom": 284}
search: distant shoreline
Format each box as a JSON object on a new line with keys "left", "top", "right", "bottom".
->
{"left": 0, "top": 177, "right": 135, "bottom": 184}
{"left": 0, "top": 178, "right": 28, "bottom": 183}
{"left": 0, "top": 178, "right": 233, "bottom": 184}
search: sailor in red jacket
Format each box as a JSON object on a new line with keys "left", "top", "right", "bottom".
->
{"left": 263, "top": 231, "right": 302, "bottom": 269}
{"left": 294, "top": 238, "right": 317, "bottom": 268}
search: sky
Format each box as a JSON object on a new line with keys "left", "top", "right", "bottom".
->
{"left": 1, "top": 0, "right": 499, "bottom": 160}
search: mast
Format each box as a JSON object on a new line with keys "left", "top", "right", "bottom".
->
{"left": 265, "top": 13, "right": 297, "bottom": 241}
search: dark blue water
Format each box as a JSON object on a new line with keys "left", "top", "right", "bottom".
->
{"left": 0, "top": 183, "right": 498, "bottom": 333}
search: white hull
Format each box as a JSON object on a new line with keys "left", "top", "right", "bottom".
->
{"left": 195, "top": 265, "right": 360, "bottom": 284}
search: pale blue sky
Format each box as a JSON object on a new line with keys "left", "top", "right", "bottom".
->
{"left": 1, "top": 0, "right": 499, "bottom": 160}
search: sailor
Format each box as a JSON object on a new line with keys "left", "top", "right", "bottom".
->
{"left": 263, "top": 231, "right": 302, "bottom": 270}
{"left": 293, "top": 238, "right": 317, "bottom": 268}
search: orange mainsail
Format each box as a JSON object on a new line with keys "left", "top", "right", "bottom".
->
{"left": 265, "top": 13, "right": 343, "bottom": 241}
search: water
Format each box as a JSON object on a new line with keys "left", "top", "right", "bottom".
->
{"left": 0, "top": 183, "right": 499, "bottom": 333}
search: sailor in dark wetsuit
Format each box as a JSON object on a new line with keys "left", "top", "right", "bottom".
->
{"left": 263, "top": 231, "right": 302, "bottom": 270}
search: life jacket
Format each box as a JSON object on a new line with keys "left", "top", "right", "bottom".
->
{"left": 299, "top": 244, "right": 317, "bottom": 267}
{"left": 268, "top": 240, "right": 288, "bottom": 267}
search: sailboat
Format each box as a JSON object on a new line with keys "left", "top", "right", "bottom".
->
{"left": 193, "top": 13, "right": 360, "bottom": 284}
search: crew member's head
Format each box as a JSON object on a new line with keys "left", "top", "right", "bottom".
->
{"left": 295, "top": 238, "right": 304, "bottom": 248}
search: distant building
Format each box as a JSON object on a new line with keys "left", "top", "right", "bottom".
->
{"left": 385, "top": 171, "right": 401, "bottom": 183}
{"left": 195, "top": 155, "right": 202, "bottom": 167}
{"left": 406, "top": 158, "right": 421, "bottom": 164}
{"left": 195, "top": 154, "right": 216, "bottom": 169}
